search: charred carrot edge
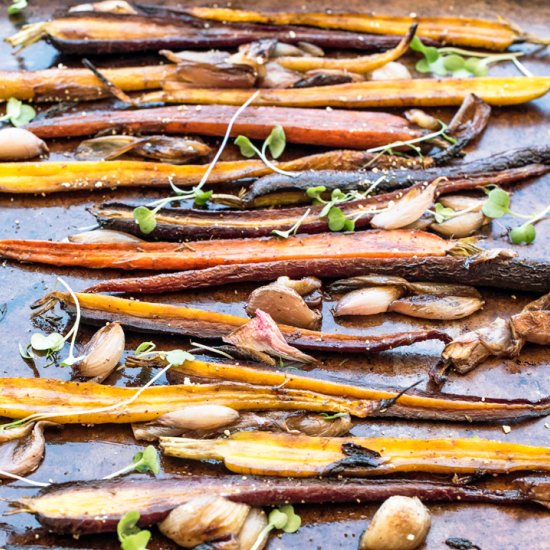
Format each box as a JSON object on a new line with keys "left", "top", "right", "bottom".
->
{"left": 164, "top": 358, "right": 550, "bottom": 423}
{"left": 276, "top": 24, "right": 416, "bottom": 73}
{"left": 42, "top": 291, "right": 449, "bottom": 354}
{"left": 21, "top": 476, "right": 548, "bottom": 535}
{"left": 187, "top": 7, "right": 527, "bottom": 50}
{"left": 0, "top": 378, "right": 371, "bottom": 423}
{"left": 0, "top": 150, "right": 372, "bottom": 195}
{"left": 143, "top": 77, "right": 550, "bottom": 108}
{"left": 161, "top": 431, "right": 550, "bottom": 477}
{"left": 0, "top": 65, "right": 176, "bottom": 102}
{"left": 0, "top": 230, "right": 454, "bottom": 270}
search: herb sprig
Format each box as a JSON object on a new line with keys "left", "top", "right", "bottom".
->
{"left": 104, "top": 445, "right": 160, "bottom": 480}
{"left": 235, "top": 124, "right": 296, "bottom": 177}
{"left": 432, "top": 185, "right": 549, "bottom": 244}
{"left": 19, "top": 277, "right": 84, "bottom": 367}
{"left": 251, "top": 504, "right": 301, "bottom": 550}
{"left": 133, "top": 90, "right": 260, "bottom": 234}
{"left": 410, "top": 36, "right": 530, "bottom": 77}
{"left": 0, "top": 97, "right": 36, "bottom": 127}
{"left": 117, "top": 511, "right": 151, "bottom": 550}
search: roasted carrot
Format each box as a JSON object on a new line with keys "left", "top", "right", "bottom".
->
{"left": 0, "top": 230, "right": 456, "bottom": 270}
{"left": 6, "top": 11, "right": 412, "bottom": 55}
{"left": 156, "top": 357, "right": 550, "bottom": 423}
{"left": 35, "top": 291, "right": 448, "bottom": 354}
{"left": 25, "top": 104, "right": 421, "bottom": 146}
{"left": 0, "top": 65, "right": 176, "bottom": 102}
{"left": 0, "top": 378, "right": 370, "bottom": 424}
{"left": 0, "top": 149, "right": 374, "bottom": 195}
{"left": 142, "top": 77, "right": 550, "bottom": 108}
{"left": 161, "top": 431, "right": 550, "bottom": 477}
{"left": 187, "top": 7, "right": 545, "bottom": 50}
{"left": 276, "top": 24, "right": 416, "bottom": 73}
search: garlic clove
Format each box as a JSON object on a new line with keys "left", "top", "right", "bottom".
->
{"left": 68, "top": 229, "right": 145, "bottom": 244}
{"left": 0, "top": 128, "right": 48, "bottom": 161}
{"left": 439, "top": 194, "right": 486, "bottom": 212}
{"left": 404, "top": 109, "right": 441, "bottom": 131}
{"left": 157, "top": 405, "right": 240, "bottom": 431}
{"left": 371, "top": 182, "right": 438, "bottom": 230}
{"left": 388, "top": 295, "right": 484, "bottom": 320}
{"left": 285, "top": 412, "right": 352, "bottom": 437}
{"left": 431, "top": 211, "right": 486, "bottom": 238}
{"left": 68, "top": 0, "right": 138, "bottom": 14}
{"left": 360, "top": 496, "right": 431, "bottom": 550}
{"left": 159, "top": 495, "right": 250, "bottom": 548}
{"left": 369, "top": 62, "right": 411, "bottom": 81}
{"left": 75, "top": 322, "right": 125, "bottom": 382}
{"left": 334, "top": 286, "right": 404, "bottom": 317}
{"left": 238, "top": 508, "right": 269, "bottom": 550}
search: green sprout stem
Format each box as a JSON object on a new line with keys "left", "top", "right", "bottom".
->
{"left": 272, "top": 208, "right": 311, "bottom": 238}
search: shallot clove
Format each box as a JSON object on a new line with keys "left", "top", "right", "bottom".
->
{"left": 159, "top": 495, "right": 250, "bottom": 548}
{"left": 334, "top": 286, "right": 404, "bottom": 317}
{"left": 0, "top": 128, "right": 48, "bottom": 161}
{"left": 68, "top": 229, "right": 145, "bottom": 244}
{"left": 371, "top": 181, "right": 438, "bottom": 230}
{"left": 388, "top": 295, "right": 484, "bottom": 320}
{"left": 0, "top": 421, "right": 60, "bottom": 478}
{"left": 74, "top": 322, "right": 125, "bottom": 382}
{"left": 223, "top": 309, "right": 316, "bottom": 365}
{"left": 369, "top": 62, "right": 412, "bottom": 81}
{"left": 360, "top": 496, "right": 431, "bottom": 550}
{"left": 431, "top": 211, "right": 486, "bottom": 238}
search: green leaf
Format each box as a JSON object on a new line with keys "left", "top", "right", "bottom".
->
{"left": 135, "top": 341, "right": 156, "bottom": 355}
{"left": 19, "top": 343, "right": 34, "bottom": 360}
{"left": 234, "top": 135, "right": 257, "bottom": 158}
{"left": 342, "top": 219, "right": 355, "bottom": 232}
{"left": 4, "top": 97, "right": 36, "bottom": 127}
{"left": 327, "top": 207, "right": 347, "bottom": 232}
{"left": 133, "top": 445, "right": 160, "bottom": 475}
{"left": 118, "top": 511, "right": 141, "bottom": 540}
{"left": 279, "top": 504, "right": 301, "bottom": 533}
{"left": 509, "top": 223, "right": 536, "bottom": 245}
{"left": 165, "top": 349, "right": 195, "bottom": 367}
{"left": 268, "top": 509, "right": 288, "bottom": 530}
{"left": 442, "top": 54, "right": 465, "bottom": 72}
{"left": 331, "top": 189, "right": 347, "bottom": 202}
{"left": 410, "top": 36, "right": 439, "bottom": 63}
{"left": 464, "top": 57, "right": 489, "bottom": 77}
{"left": 306, "top": 185, "right": 326, "bottom": 202}
{"left": 193, "top": 189, "right": 213, "bottom": 206}
{"left": 482, "top": 187, "right": 510, "bottom": 219}
{"left": 133, "top": 206, "right": 157, "bottom": 235}
{"left": 7, "top": 0, "right": 28, "bottom": 15}
{"left": 415, "top": 59, "right": 433, "bottom": 74}
{"left": 30, "top": 332, "right": 65, "bottom": 353}
{"left": 434, "top": 202, "right": 456, "bottom": 224}
{"left": 264, "top": 125, "right": 286, "bottom": 159}
{"left": 117, "top": 511, "right": 151, "bottom": 550}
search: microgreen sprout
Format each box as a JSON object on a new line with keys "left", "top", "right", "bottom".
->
{"left": 432, "top": 186, "right": 549, "bottom": 244}
{"left": 251, "top": 504, "right": 301, "bottom": 550}
{"left": 410, "top": 36, "right": 530, "bottom": 77}
{"left": 235, "top": 124, "right": 296, "bottom": 177}
{"left": 133, "top": 90, "right": 259, "bottom": 233}
{"left": 104, "top": 445, "right": 160, "bottom": 480}
{"left": 7, "top": 0, "right": 28, "bottom": 15}
{"left": 272, "top": 208, "right": 311, "bottom": 238}
{"left": 20, "top": 277, "right": 85, "bottom": 368}
{"left": 117, "top": 511, "right": 151, "bottom": 550}
{"left": 0, "top": 97, "right": 36, "bottom": 127}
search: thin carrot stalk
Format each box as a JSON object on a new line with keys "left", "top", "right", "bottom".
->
{"left": 187, "top": 7, "right": 546, "bottom": 50}
{"left": 0, "top": 230, "right": 455, "bottom": 270}
{"left": 160, "top": 430, "right": 550, "bottom": 477}
{"left": 0, "top": 65, "right": 176, "bottom": 102}
{"left": 0, "top": 378, "right": 371, "bottom": 423}
{"left": 142, "top": 77, "right": 550, "bottom": 108}
{"left": 276, "top": 24, "right": 416, "bottom": 73}
{"left": 37, "top": 291, "right": 449, "bottom": 354}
